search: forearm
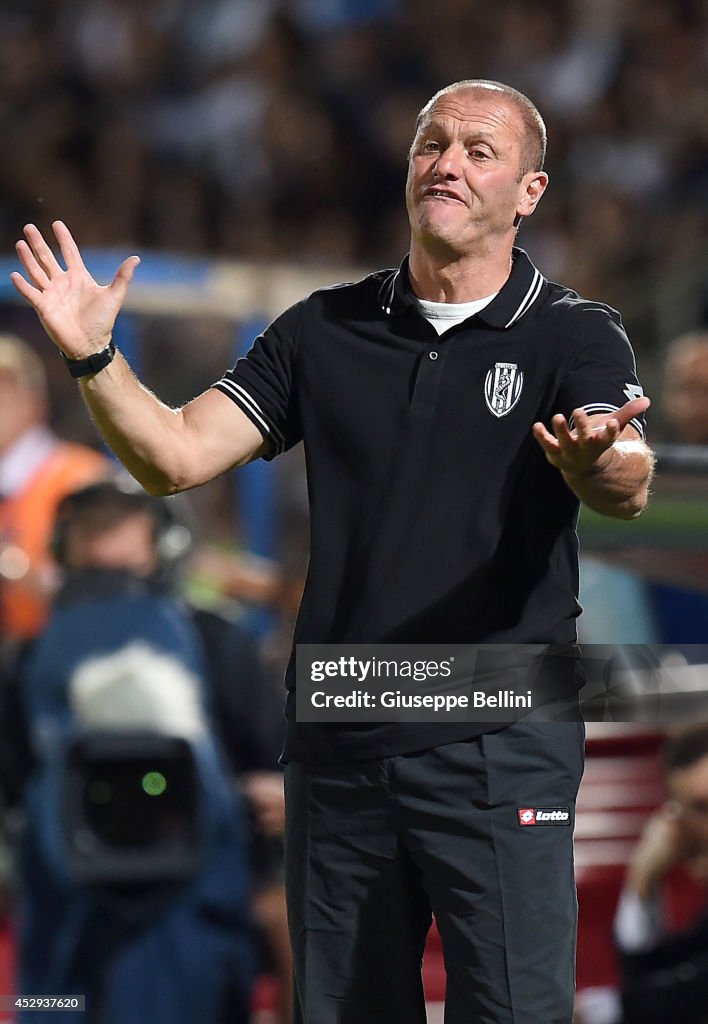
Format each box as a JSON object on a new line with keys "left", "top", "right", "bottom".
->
{"left": 79, "top": 350, "right": 197, "bottom": 494}
{"left": 562, "top": 440, "right": 655, "bottom": 519}
{"left": 79, "top": 349, "right": 266, "bottom": 493}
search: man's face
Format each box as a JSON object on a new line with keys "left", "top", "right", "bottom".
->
{"left": 669, "top": 754, "right": 708, "bottom": 849}
{"left": 664, "top": 345, "right": 708, "bottom": 444}
{"left": 65, "top": 511, "right": 159, "bottom": 577}
{"left": 405, "top": 89, "right": 547, "bottom": 259}
{"left": 0, "top": 374, "right": 41, "bottom": 454}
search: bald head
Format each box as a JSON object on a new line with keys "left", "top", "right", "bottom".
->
{"left": 414, "top": 80, "right": 547, "bottom": 179}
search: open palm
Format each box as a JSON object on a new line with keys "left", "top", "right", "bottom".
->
{"left": 11, "top": 221, "right": 140, "bottom": 359}
{"left": 532, "top": 397, "right": 650, "bottom": 474}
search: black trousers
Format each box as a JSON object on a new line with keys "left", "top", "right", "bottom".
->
{"left": 284, "top": 719, "right": 585, "bottom": 1024}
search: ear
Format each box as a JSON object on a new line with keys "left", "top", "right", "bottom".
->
{"left": 517, "top": 171, "right": 549, "bottom": 220}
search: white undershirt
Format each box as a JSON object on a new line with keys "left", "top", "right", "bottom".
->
{"left": 416, "top": 293, "right": 498, "bottom": 336}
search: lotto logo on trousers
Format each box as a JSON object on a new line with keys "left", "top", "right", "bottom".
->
{"left": 517, "top": 806, "right": 571, "bottom": 826}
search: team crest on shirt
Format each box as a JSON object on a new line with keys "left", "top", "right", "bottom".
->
{"left": 484, "top": 362, "right": 524, "bottom": 418}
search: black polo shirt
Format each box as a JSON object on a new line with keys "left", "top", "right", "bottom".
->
{"left": 214, "top": 248, "right": 646, "bottom": 763}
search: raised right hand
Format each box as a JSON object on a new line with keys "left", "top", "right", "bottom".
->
{"left": 11, "top": 221, "right": 140, "bottom": 359}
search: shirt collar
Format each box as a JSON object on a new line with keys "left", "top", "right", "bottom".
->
{"left": 379, "top": 247, "right": 546, "bottom": 330}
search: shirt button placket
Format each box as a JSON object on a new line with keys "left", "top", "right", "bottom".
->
{"left": 410, "top": 343, "right": 445, "bottom": 417}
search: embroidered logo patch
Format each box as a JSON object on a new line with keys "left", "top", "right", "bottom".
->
{"left": 517, "top": 806, "right": 571, "bottom": 826}
{"left": 484, "top": 362, "right": 523, "bottom": 417}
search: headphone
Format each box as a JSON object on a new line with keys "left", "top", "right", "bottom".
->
{"left": 51, "top": 478, "right": 193, "bottom": 570}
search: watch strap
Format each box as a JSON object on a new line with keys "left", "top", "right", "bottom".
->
{"left": 62, "top": 339, "right": 116, "bottom": 379}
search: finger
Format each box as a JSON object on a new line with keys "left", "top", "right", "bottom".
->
{"left": 551, "top": 413, "right": 575, "bottom": 447}
{"left": 571, "top": 408, "right": 609, "bottom": 442}
{"left": 588, "top": 418, "right": 618, "bottom": 443}
{"left": 15, "top": 240, "right": 50, "bottom": 290}
{"left": 23, "top": 223, "right": 64, "bottom": 278}
{"left": 571, "top": 407, "right": 593, "bottom": 441}
{"left": 574, "top": 407, "right": 622, "bottom": 447}
{"left": 603, "top": 418, "right": 620, "bottom": 441}
{"left": 532, "top": 421, "right": 559, "bottom": 453}
{"left": 615, "top": 396, "right": 651, "bottom": 430}
{"left": 625, "top": 396, "right": 651, "bottom": 416}
{"left": 9, "top": 271, "right": 43, "bottom": 306}
{"left": 597, "top": 397, "right": 651, "bottom": 435}
{"left": 109, "top": 255, "right": 140, "bottom": 304}
{"left": 532, "top": 421, "right": 554, "bottom": 443}
{"left": 588, "top": 415, "right": 634, "bottom": 448}
{"left": 52, "top": 220, "right": 86, "bottom": 271}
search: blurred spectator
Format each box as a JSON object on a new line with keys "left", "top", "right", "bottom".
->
{"left": 613, "top": 724, "right": 708, "bottom": 1023}
{"left": 650, "top": 328, "right": 708, "bottom": 617}
{"left": 0, "top": 478, "right": 290, "bottom": 1023}
{"left": 575, "top": 725, "right": 708, "bottom": 1024}
{"left": 0, "top": 0, "right": 705, "bottom": 320}
{"left": 663, "top": 332, "right": 708, "bottom": 445}
{"left": 579, "top": 325, "right": 708, "bottom": 643}
{"left": 0, "top": 333, "right": 108, "bottom": 643}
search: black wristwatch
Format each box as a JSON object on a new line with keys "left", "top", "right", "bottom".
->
{"left": 62, "top": 339, "right": 116, "bottom": 379}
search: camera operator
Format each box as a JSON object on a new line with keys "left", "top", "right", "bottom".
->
{"left": 0, "top": 479, "right": 289, "bottom": 1023}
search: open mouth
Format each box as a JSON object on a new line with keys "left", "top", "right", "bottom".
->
{"left": 424, "top": 190, "right": 465, "bottom": 204}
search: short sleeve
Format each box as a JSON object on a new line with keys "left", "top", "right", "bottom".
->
{"left": 557, "top": 306, "right": 647, "bottom": 439}
{"left": 213, "top": 301, "right": 303, "bottom": 460}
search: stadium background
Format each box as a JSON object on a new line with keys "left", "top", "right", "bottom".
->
{"left": 1, "top": 0, "right": 707, "bottom": 589}
{"left": 1, "top": 0, "right": 707, "bottom": 1020}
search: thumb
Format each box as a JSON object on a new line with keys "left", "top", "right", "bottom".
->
{"left": 110, "top": 255, "right": 141, "bottom": 304}
{"left": 621, "top": 396, "right": 651, "bottom": 423}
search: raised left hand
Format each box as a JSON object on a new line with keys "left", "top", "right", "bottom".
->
{"left": 532, "top": 396, "right": 650, "bottom": 475}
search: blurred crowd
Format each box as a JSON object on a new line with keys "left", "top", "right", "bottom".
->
{"left": 1, "top": 0, "right": 707, "bottom": 320}
{"left": 1, "top": 2, "right": 707, "bottom": 1020}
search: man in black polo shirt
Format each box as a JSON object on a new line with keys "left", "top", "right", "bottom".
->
{"left": 12, "top": 79, "right": 653, "bottom": 1024}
